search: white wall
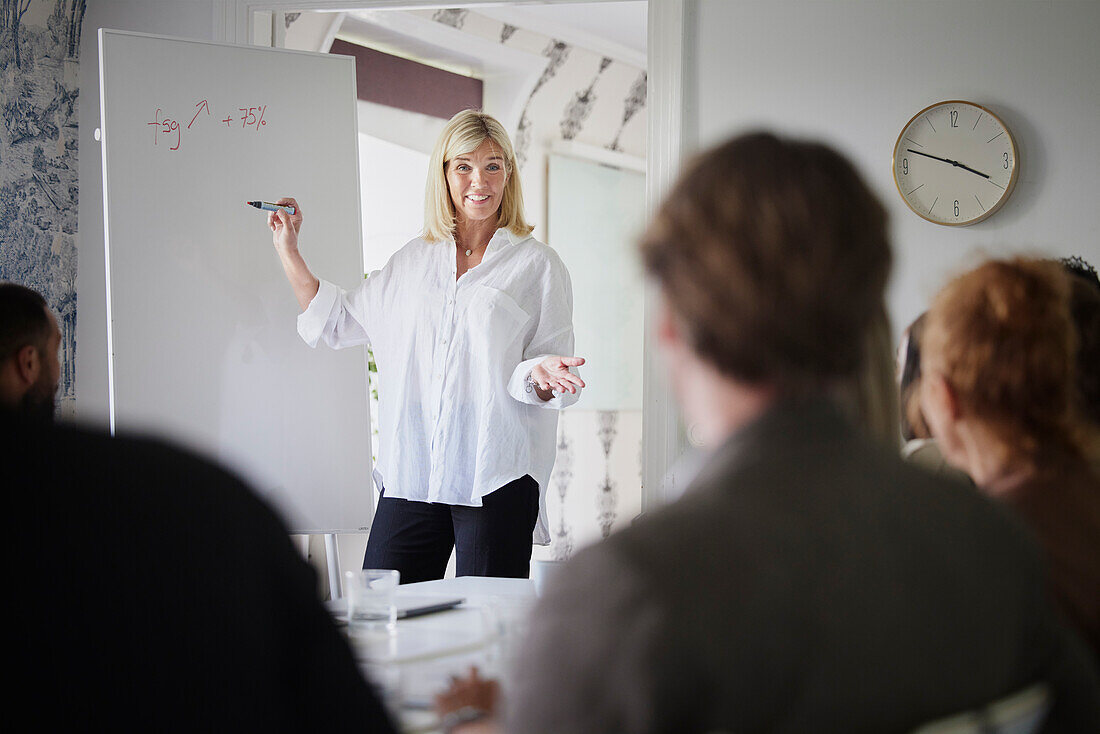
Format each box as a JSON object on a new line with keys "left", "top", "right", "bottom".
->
{"left": 688, "top": 0, "right": 1100, "bottom": 335}
{"left": 76, "top": 0, "right": 218, "bottom": 425}
{"left": 357, "top": 130, "right": 429, "bottom": 273}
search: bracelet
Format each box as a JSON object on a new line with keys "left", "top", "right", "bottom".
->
{"left": 440, "top": 705, "right": 490, "bottom": 733}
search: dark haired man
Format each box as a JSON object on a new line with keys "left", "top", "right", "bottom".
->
{"left": 501, "top": 134, "right": 1100, "bottom": 732}
{"left": 0, "top": 282, "right": 60, "bottom": 420}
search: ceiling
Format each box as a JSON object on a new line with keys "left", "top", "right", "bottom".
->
{"left": 477, "top": 1, "right": 647, "bottom": 58}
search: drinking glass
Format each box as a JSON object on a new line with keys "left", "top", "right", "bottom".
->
{"left": 345, "top": 569, "right": 400, "bottom": 637}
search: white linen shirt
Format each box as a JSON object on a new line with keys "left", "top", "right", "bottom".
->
{"left": 297, "top": 228, "right": 579, "bottom": 544}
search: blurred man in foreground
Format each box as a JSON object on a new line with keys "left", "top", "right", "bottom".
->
{"left": 4, "top": 281, "right": 397, "bottom": 731}
{"left": 498, "top": 134, "right": 1100, "bottom": 732}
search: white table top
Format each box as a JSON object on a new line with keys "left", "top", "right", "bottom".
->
{"left": 328, "top": 577, "right": 536, "bottom": 733}
{"left": 327, "top": 577, "right": 535, "bottom": 662}
{"left": 401, "top": 576, "right": 535, "bottom": 601}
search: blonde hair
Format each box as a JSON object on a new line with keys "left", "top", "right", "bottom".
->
{"left": 423, "top": 109, "right": 533, "bottom": 243}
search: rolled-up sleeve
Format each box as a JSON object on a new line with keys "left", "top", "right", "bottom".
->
{"left": 296, "top": 278, "right": 373, "bottom": 350}
{"left": 506, "top": 254, "right": 581, "bottom": 410}
{"left": 508, "top": 353, "right": 581, "bottom": 409}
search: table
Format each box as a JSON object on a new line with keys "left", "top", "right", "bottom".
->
{"left": 327, "top": 577, "right": 536, "bottom": 733}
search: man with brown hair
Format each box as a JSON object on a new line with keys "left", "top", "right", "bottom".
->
{"left": 502, "top": 133, "right": 1100, "bottom": 732}
{"left": 0, "top": 282, "right": 61, "bottom": 421}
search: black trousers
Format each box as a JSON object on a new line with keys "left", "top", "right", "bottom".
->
{"left": 362, "top": 475, "right": 539, "bottom": 584}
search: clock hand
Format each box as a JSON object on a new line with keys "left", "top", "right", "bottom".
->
{"left": 906, "top": 148, "right": 990, "bottom": 180}
{"left": 906, "top": 148, "right": 953, "bottom": 165}
{"left": 950, "top": 160, "right": 991, "bottom": 179}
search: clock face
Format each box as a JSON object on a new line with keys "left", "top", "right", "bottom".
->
{"left": 892, "top": 101, "right": 1018, "bottom": 226}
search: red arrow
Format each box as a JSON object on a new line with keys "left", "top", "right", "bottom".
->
{"left": 188, "top": 99, "right": 210, "bottom": 130}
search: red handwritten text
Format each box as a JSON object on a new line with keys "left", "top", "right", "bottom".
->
{"left": 239, "top": 105, "right": 267, "bottom": 132}
{"left": 146, "top": 107, "right": 181, "bottom": 151}
{"left": 149, "top": 101, "right": 269, "bottom": 151}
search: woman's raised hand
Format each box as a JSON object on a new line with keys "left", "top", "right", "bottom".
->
{"left": 268, "top": 197, "right": 303, "bottom": 257}
{"left": 532, "top": 355, "right": 586, "bottom": 396}
{"left": 266, "top": 197, "right": 319, "bottom": 311}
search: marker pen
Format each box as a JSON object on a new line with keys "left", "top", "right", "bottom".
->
{"left": 246, "top": 200, "right": 296, "bottom": 215}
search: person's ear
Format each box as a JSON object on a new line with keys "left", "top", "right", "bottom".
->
{"left": 935, "top": 373, "right": 961, "bottom": 422}
{"left": 920, "top": 370, "right": 960, "bottom": 433}
{"left": 13, "top": 344, "right": 41, "bottom": 387}
{"left": 656, "top": 296, "right": 683, "bottom": 350}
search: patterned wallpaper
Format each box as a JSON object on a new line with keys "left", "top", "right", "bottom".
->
{"left": 0, "top": 0, "right": 85, "bottom": 414}
{"left": 422, "top": 7, "right": 647, "bottom": 164}
{"left": 421, "top": 7, "right": 648, "bottom": 561}
{"left": 548, "top": 410, "right": 643, "bottom": 561}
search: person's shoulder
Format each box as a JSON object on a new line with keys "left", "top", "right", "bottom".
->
{"left": 639, "top": 429, "right": 1034, "bottom": 570}
{"left": 539, "top": 530, "right": 653, "bottom": 626}
{"left": 546, "top": 491, "right": 764, "bottom": 653}
{"left": 562, "top": 485, "right": 730, "bottom": 598}
{"left": 509, "top": 232, "right": 562, "bottom": 265}
{"left": 390, "top": 235, "right": 438, "bottom": 262}
{"left": 511, "top": 235, "right": 574, "bottom": 289}
{"left": 870, "top": 437, "right": 1047, "bottom": 581}
{"left": 858, "top": 432, "right": 1033, "bottom": 534}
{"left": 10, "top": 419, "right": 290, "bottom": 537}
{"left": 367, "top": 236, "right": 441, "bottom": 283}
{"left": 119, "top": 431, "right": 290, "bottom": 531}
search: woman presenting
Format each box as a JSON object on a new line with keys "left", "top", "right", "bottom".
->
{"left": 267, "top": 110, "right": 584, "bottom": 583}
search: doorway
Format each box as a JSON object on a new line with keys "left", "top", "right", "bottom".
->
{"left": 228, "top": 0, "right": 684, "bottom": 590}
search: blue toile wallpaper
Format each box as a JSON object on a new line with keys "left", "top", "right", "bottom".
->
{"left": 0, "top": 0, "right": 85, "bottom": 410}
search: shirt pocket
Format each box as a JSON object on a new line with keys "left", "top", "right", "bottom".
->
{"left": 467, "top": 285, "right": 532, "bottom": 362}
{"left": 480, "top": 285, "right": 530, "bottom": 324}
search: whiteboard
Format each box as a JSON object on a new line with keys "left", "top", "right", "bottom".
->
{"left": 99, "top": 29, "right": 372, "bottom": 533}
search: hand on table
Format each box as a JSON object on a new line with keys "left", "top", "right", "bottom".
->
{"left": 434, "top": 666, "right": 501, "bottom": 734}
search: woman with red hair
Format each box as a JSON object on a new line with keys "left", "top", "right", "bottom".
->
{"left": 920, "top": 257, "right": 1100, "bottom": 657}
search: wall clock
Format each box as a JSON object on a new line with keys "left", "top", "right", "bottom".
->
{"left": 892, "top": 100, "right": 1018, "bottom": 226}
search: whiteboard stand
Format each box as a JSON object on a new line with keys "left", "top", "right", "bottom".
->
{"left": 325, "top": 533, "right": 343, "bottom": 599}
